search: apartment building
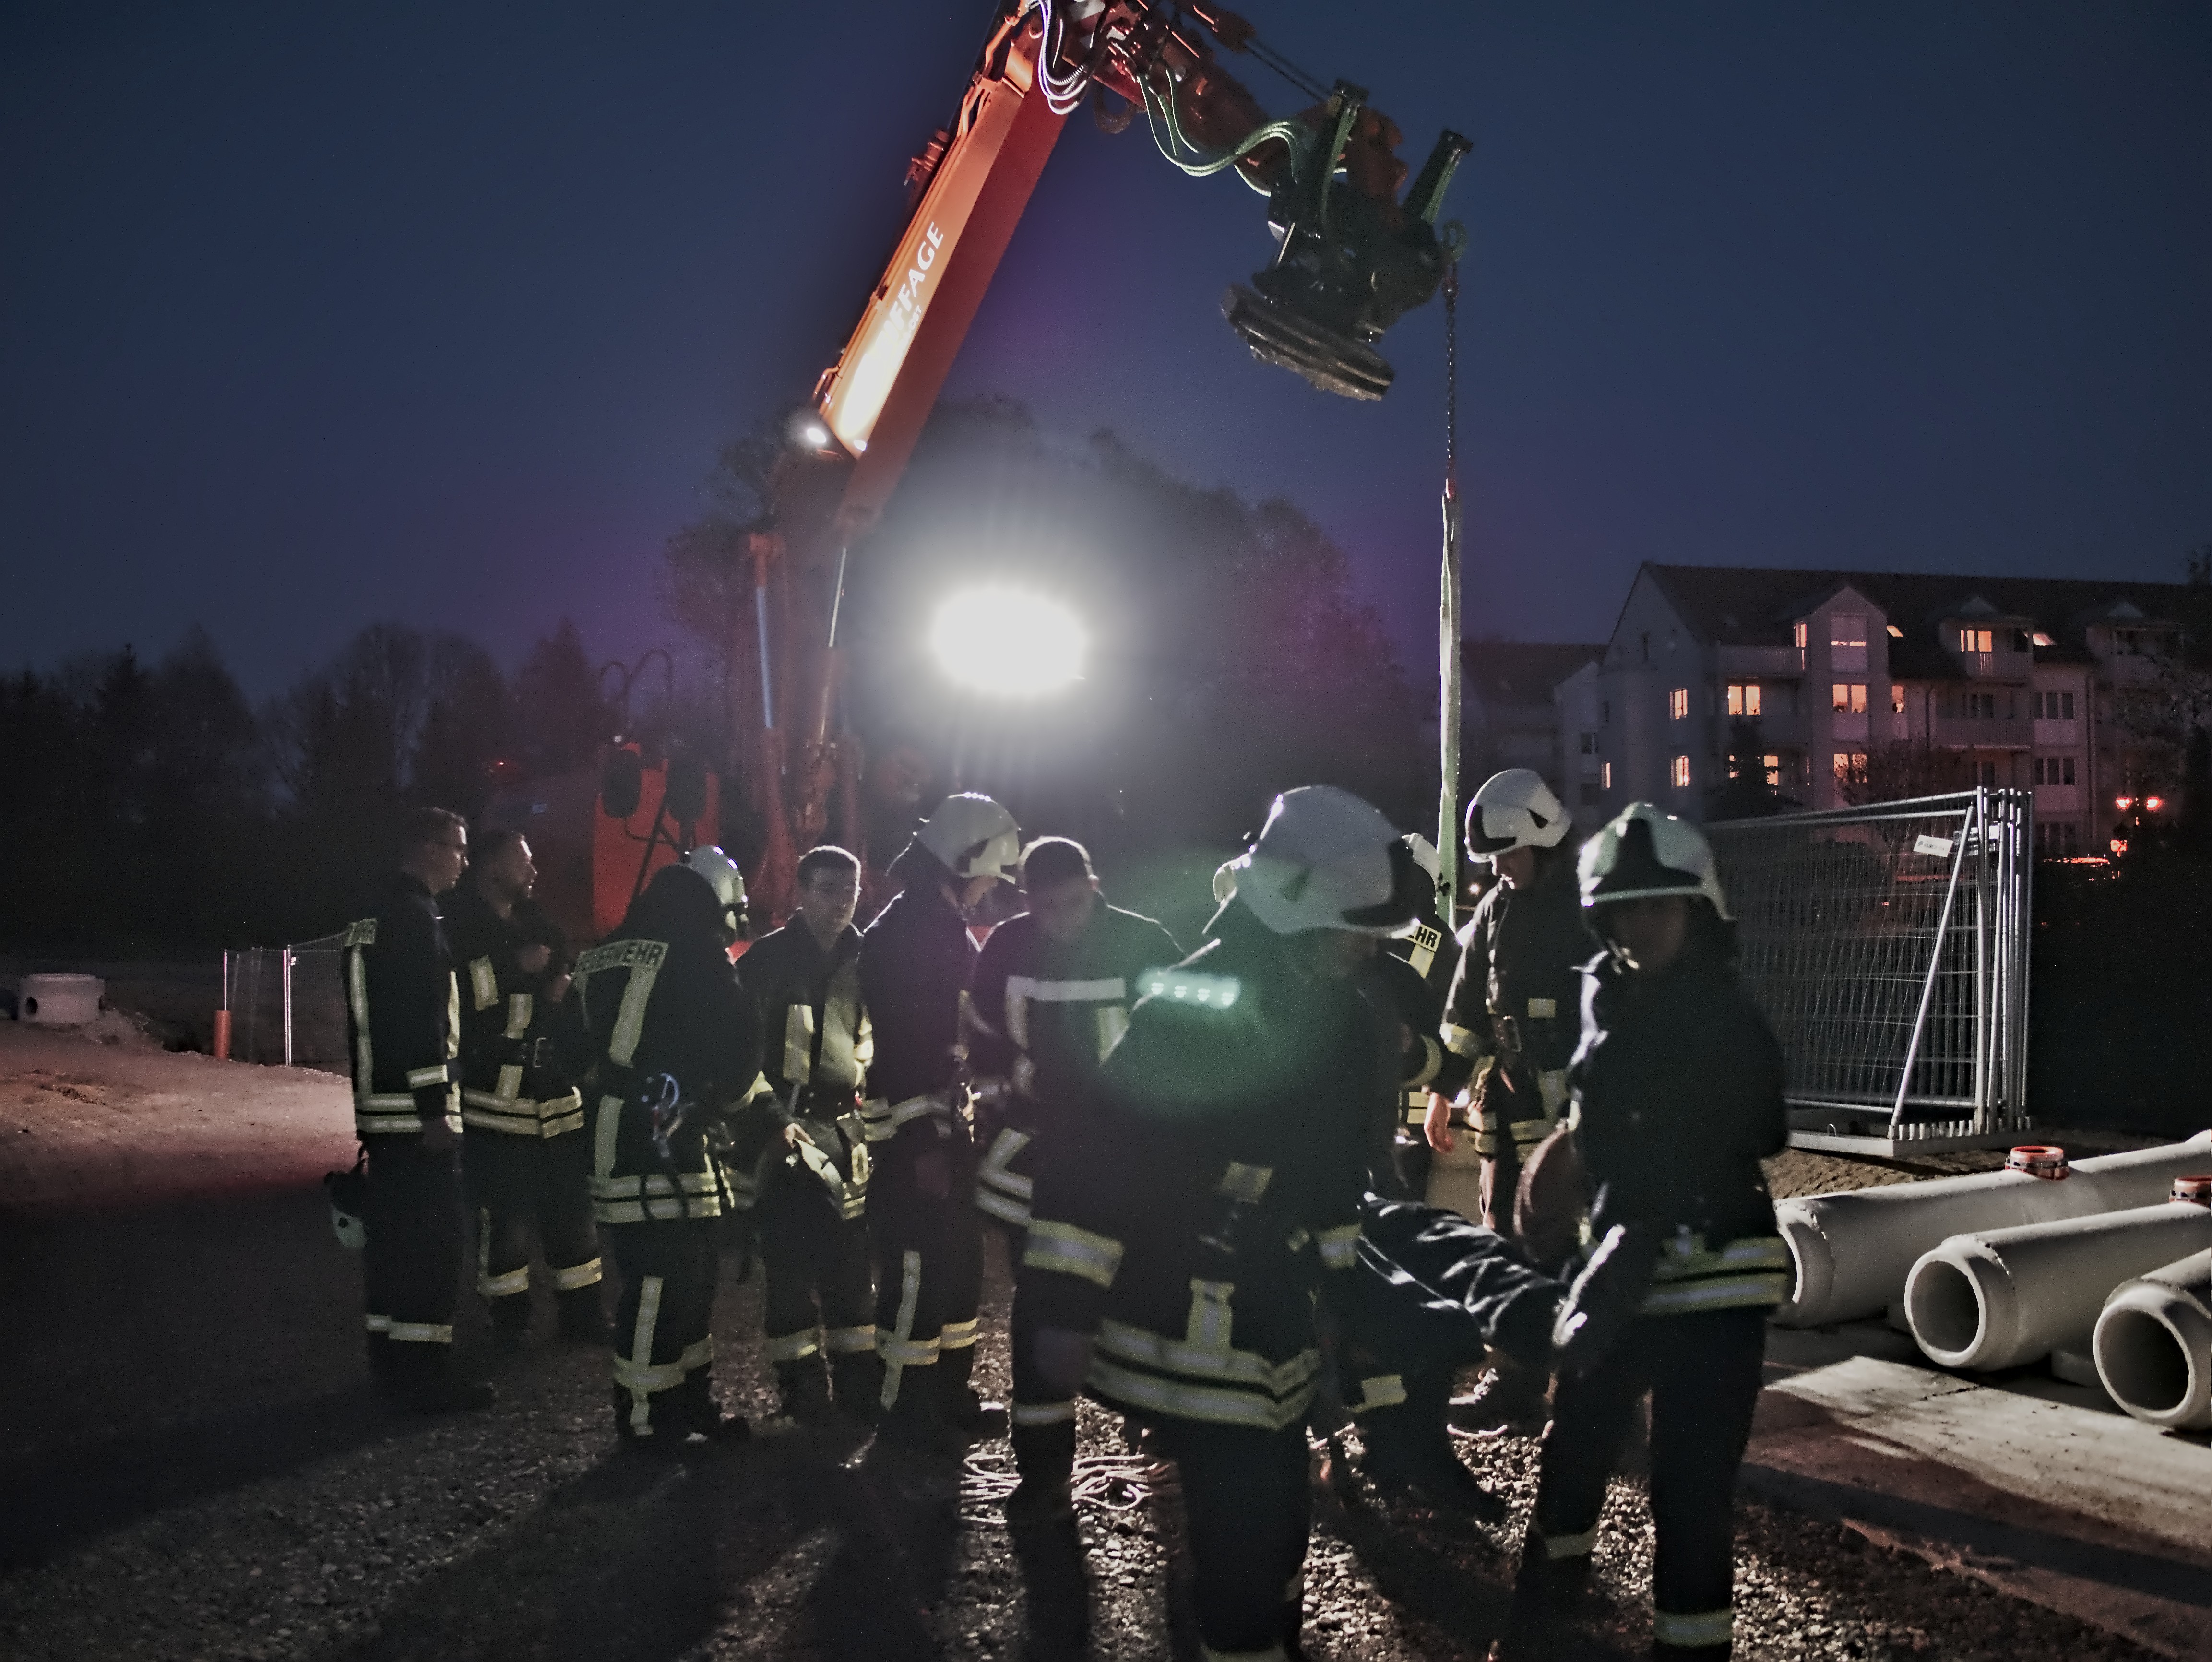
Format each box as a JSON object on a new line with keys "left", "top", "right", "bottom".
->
{"left": 1591, "top": 564, "right": 2208, "bottom": 853}
{"left": 1459, "top": 641, "right": 1605, "bottom": 809}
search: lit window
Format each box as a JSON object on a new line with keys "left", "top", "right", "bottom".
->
{"left": 1891, "top": 683, "right": 1905, "bottom": 714}
{"left": 1669, "top": 688, "right": 1689, "bottom": 721}
{"left": 2032, "top": 631, "right": 2056, "bottom": 648}
{"left": 1792, "top": 621, "right": 1808, "bottom": 651}
{"left": 1833, "top": 751, "right": 1867, "bottom": 783}
{"left": 1831, "top": 683, "right": 1867, "bottom": 713}
{"left": 1959, "top": 628, "right": 1995, "bottom": 653}
{"left": 1831, "top": 613, "right": 1868, "bottom": 671}
{"left": 1726, "top": 682, "right": 1762, "bottom": 717}
{"left": 1601, "top": 761, "right": 1613, "bottom": 789}
{"left": 1762, "top": 753, "right": 1782, "bottom": 787}
{"left": 1671, "top": 754, "right": 1691, "bottom": 789}
{"left": 1887, "top": 624, "right": 1904, "bottom": 638}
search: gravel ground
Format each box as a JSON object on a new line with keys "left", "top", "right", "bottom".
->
{"left": 0, "top": 1210, "right": 2161, "bottom": 1662}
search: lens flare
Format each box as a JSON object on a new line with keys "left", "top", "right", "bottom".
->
{"left": 928, "top": 586, "right": 1086, "bottom": 697}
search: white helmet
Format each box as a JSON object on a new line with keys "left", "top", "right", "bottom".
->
{"left": 1465, "top": 769, "right": 1571, "bottom": 859}
{"left": 1577, "top": 803, "right": 1731, "bottom": 920}
{"left": 1223, "top": 785, "right": 1424, "bottom": 936}
{"left": 916, "top": 793, "right": 1021, "bottom": 882}
{"left": 1402, "top": 832, "right": 1441, "bottom": 884}
{"left": 683, "top": 845, "right": 749, "bottom": 936}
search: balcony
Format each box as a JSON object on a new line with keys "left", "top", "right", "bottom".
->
{"left": 1958, "top": 650, "right": 2031, "bottom": 681}
{"left": 1717, "top": 644, "right": 1805, "bottom": 677}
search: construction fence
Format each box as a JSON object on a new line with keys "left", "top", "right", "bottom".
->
{"left": 221, "top": 931, "right": 350, "bottom": 1072}
{"left": 1707, "top": 788, "right": 2034, "bottom": 1155}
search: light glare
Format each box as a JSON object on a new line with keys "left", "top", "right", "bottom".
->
{"left": 929, "top": 586, "right": 1086, "bottom": 698}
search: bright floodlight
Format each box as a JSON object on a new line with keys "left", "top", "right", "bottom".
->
{"left": 929, "top": 586, "right": 1086, "bottom": 698}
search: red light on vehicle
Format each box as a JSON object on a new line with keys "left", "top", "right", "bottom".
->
{"left": 2145, "top": 795, "right": 2165, "bottom": 813}
{"left": 2115, "top": 795, "right": 2135, "bottom": 812}
{"left": 2110, "top": 837, "right": 2129, "bottom": 855}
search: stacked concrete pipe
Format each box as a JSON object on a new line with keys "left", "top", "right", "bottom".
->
{"left": 2093, "top": 1248, "right": 2212, "bottom": 1432}
{"left": 1773, "top": 1130, "right": 2212, "bottom": 1328}
{"left": 1901, "top": 1201, "right": 2210, "bottom": 1372}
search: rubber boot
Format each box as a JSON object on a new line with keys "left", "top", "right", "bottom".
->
{"left": 385, "top": 1342, "right": 495, "bottom": 1415}
{"left": 556, "top": 1286, "right": 611, "bottom": 1346}
{"left": 1005, "top": 1412, "right": 1077, "bottom": 1524}
{"left": 774, "top": 1358, "right": 834, "bottom": 1426}
{"left": 1361, "top": 1372, "right": 1506, "bottom": 1520}
{"left": 488, "top": 1292, "right": 533, "bottom": 1349}
{"left": 940, "top": 1341, "right": 1008, "bottom": 1440}
{"left": 1487, "top": 1531, "right": 1592, "bottom": 1661}
{"left": 681, "top": 1368, "right": 750, "bottom": 1443}
{"left": 365, "top": 1328, "right": 393, "bottom": 1390}
{"left": 830, "top": 1350, "right": 883, "bottom": 1424}
{"left": 878, "top": 1365, "right": 967, "bottom": 1456}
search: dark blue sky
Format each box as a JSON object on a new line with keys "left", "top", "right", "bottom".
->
{"left": 3, "top": 1, "right": 2207, "bottom": 694}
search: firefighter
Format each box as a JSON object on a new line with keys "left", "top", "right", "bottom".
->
{"left": 1491, "top": 804, "right": 1789, "bottom": 1662}
{"left": 344, "top": 807, "right": 492, "bottom": 1414}
{"left": 858, "top": 792, "right": 1020, "bottom": 1451}
{"left": 443, "top": 830, "right": 607, "bottom": 1347}
{"left": 1425, "top": 770, "right": 1588, "bottom": 1231}
{"left": 572, "top": 846, "right": 767, "bottom": 1447}
{"left": 1021, "top": 785, "right": 1426, "bottom": 1662}
{"left": 966, "top": 835, "right": 1180, "bottom": 1518}
{"left": 735, "top": 843, "right": 879, "bottom": 1424}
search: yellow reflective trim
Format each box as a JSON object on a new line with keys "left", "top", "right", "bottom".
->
{"left": 347, "top": 942, "right": 375, "bottom": 1098}
{"left": 823, "top": 1324, "right": 876, "bottom": 1354}
{"left": 386, "top": 1321, "right": 453, "bottom": 1344}
{"left": 1356, "top": 1373, "right": 1407, "bottom": 1412}
{"left": 1638, "top": 1272, "right": 1791, "bottom": 1315}
{"left": 976, "top": 1188, "right": 1032, "bottom": 1228}
{"left": 880, "top": 1249, "right": 927, "bottom": 1409}
{"left": 1441, "top": 1022, "right": 1486, "bottom": 1059}
{"left": 1406, "top": 1035, "right": 1443, "bottom": 1091}
{"left": 1084, "top": 1356, "right": 1314, "bottom": 1432}
{"left": 1653, "top": 1608, "right": 1733, "bottom": 1649}
{"left": 764, "top": 1329, "right": 821, "bottom": 1363}
{"left": 1011, "top": 1400, "right": 1076, "bottom": 1426}
{"left": 1648, "top": 1233, "right": 1791, "bottom": 1283}
{"left": 1093, "top": 1320, "right": 1320, "bottom": 1397}
{"left": 623, "top": 1275, "right": 665, "bottom": 1430}
{"left": 478, "top": 1264, "right": 530, "bottom": 1299}
{"left": 1096, "top": 1002, "right": 1129, "bottom": 1060}
{"left": 1023, "top": 1220, "right": 1124, "bottom": 1288}
{"left": 503, "top": 992, "right": 532, "bottom": 1040}
{"left": 1216, "top": 1162, "right": 1272, "bottom": 1203}
{"left": 783, "top": 1002, "right": 816, "bottom": 1087}
{"left": 549, "top": 1257, "right": 601, "bottom": 1292}
{"left": 364, "top": 1313, "right": 391, "bottom": 1333}
{"left": 1544, "top": 1528, "right": 1597, "bottom": 1560}
{"left": 593, "top": 1093, "right": 624, "bottom": 1184}
{"left": 469, "top": 958, "right": 498, "bottom": 1011}
{"left": 607, "top": 958, "right": 663, "bottom": 1070}
{"left": 405, "top": 1063, "right": 449, "bottom": 1090}
{"left": 1183, "top": 1280, "right": 1235, "bottom": 1351}
{"left": 940, "top": 1317, "right": 979, "bottom": 1352}
{"left": 1316, "top": 1223, "right": 1362, "bottom": 1270}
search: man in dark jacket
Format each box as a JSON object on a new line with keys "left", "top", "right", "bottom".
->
{"left": 858, "top": 793, "right": 1021, "bottom": 1450}
{"left": 444, "top": 830, "right": 606, "bottom": 1346}
{"left": 736, "top": 843, "right": 878, "bottom": 1423}
{"left": 343, "top": 807, "right": 491, "bottom": 1414}
{"left": 1021, "top": 785, "right": 1426, "bottom": 1662}
{"left": 573, "top": 846, "right": 768, "bottom": 1447}
{"left": 1492, "top": 804, "right": 1789, "bottom": 1662}
{"left": 966, "top": 836, "right": 1180, "bottom": 1516}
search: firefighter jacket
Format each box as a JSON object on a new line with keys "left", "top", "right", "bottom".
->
{"left": 1373, "top": 948, "right": 1448, "bottom": 1140}
{"left": 1388, "top": 897, "right": 1462, "bottom": 1004}
{"left": 734, "top": 919, "right": 872, "bottom": 1220}
{"left": 573, "top": 867, "right": 768, "bottom": 1226}
{"left": 1569, "top": 937, "right": 1791, "bottom": 1317}
{"left": 1018, "top": 903, "right": 1374, "bottom": 1433}
{"left": 855, "top": 879, "right": 975, "bottom": 1165}
{"left": 442, "top": 881, "right": 584, "bottom": 1139}
{"left": 965, "top": 903, "right": 1181, "bottom": 1225}
{"left": 343, "top": 872, "right": 460, "bottom": 1138}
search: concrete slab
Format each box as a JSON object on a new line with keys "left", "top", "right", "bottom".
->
{"left": 1750, "top": 1321, "right": 2212, "bottom": 1658}
{"left": 0, "top": 1021, "right": 354, "bottom": 1217}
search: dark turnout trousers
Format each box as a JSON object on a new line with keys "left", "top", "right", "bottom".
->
{"left": 1156, "top": 1419, "right": 1312, "bottom": 1661}
{"left": 869, "top": 1155, "right": 983, "bottom": 1412}
{"left": 363, "top": 1137, "right": 465, "bottom": 1386}
{"left": 761, "top": 1199, "right": 877, "bottom": 1400}
{"left": 1522, "top": 1307, "right": 1768, "bottom": 1657}
{"left": 465, "top": 1130, "right": 602, "bottom": 1317}
{"left": 606, "top": 1219, "right": 720, "bottom": 1439}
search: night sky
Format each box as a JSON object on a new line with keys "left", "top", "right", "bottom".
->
{"left": 4, "top": 1, "right": 2207, "bottom": 695}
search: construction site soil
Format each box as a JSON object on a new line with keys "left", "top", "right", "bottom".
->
{"left": 0, "top": 1020, "right": 2182, "bottom": 1661}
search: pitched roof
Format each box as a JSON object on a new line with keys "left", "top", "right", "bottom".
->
{"left": 1640, "top": 563, "right": 2212, "bottom": 672}
{"left": 1459, "top": 641, "right": 1604, "bottom": 709}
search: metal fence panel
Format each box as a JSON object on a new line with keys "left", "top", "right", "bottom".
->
{"left": 222, "top": 931, "right": 350, "bottom": 1072}
{"left": 1707, "top": 789, "right": 2033, "bottom": 1155}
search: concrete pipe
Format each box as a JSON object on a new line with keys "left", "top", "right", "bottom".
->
{"left": 1902, "top": 1201, "right": 2211, "bottom": 1373}
{"left": 1774, "top": 1131, "right": 2212, "bottom": 1327}
{"left": 18, "top": 973, "right": 103, "bottom": 1026}
{"left": 2092, "top": 1250, "right": 2212, "bottom": 1432}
